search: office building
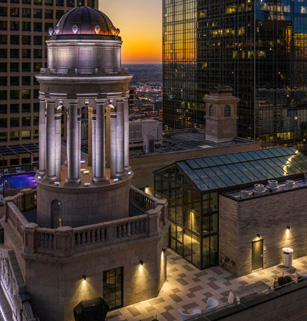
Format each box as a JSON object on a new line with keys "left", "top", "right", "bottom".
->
{"left": 0, "top": 0, "right": 97, "bottom": 156}
{"left": 163, "top": 0, "right": 307, "bottom": 146}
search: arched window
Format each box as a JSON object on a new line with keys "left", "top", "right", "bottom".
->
{"left": 224, "top": 105, "right": 231, "bottom": 117}
{"left": 209, "top": 105, "right": 215, "bottom": 116}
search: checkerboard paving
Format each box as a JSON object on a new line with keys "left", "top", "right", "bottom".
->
{"left": 107, "top": 249, "right": 307, "bottom": 321}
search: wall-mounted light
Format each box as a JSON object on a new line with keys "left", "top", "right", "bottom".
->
{"left": 114, "top": 178, "right": 119, "bottom": 182}
{"left": 287, "top": 226, "right": 290, "bottom": 230}
{"left": 257, "top": 234, "right": 260, "bottom": 238}
{"left": 140, "top": 260, "right": 144, "bottom": 266}
{"left": 127, "top": 171, "right": 132, "bottom": 175}
{"left": 162, "top": 249, "right": 166, "bottom": 253}
{"left": 145, "top": 186, "right": 149, "bottom": 194}
{"left": 83, "top": 275, "right": 86, "bottom": 281}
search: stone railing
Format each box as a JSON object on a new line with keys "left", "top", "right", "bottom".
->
{"left": 130, "top": 185, "right": 158, "bottom": 211}
{"left": 5, "top": 188, "right": 36, "bottom": 213}
{"left": 4, "top": 187, "right": 168, "bottom": 258}
{"left": 0, "top": 249, "right": 37, "bottom": 321}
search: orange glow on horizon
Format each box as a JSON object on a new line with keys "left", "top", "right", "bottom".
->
{"left": 99, "top": 0, "right": 162, "bottom": 64}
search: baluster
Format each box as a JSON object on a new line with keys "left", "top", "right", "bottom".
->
{"left": 127, "top": 221, "right": 131, "bottom": 236}
{"left": 82, "top": 232, "right": 86, "bottom": 245}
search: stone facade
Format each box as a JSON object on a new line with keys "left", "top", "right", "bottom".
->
{"left": 219, "top": 188, "right": 307, "bottom": 276}
{"left": 37, "top": 176, "right": 131, "bottom": 228}
{"left": 204, "top": 87, "right": 240, "bottom": 143}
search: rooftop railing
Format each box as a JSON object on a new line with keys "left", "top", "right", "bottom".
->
{"left": 3, "top": 186, "right": 167, "bottom": 258}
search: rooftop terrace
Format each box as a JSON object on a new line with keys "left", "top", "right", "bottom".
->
{"left": 108, "top": 249, "right": 307, "bottom": 321}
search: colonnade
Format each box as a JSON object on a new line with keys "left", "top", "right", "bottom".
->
{"left": 38, "top": 95, "right": 130, "bottom": 186}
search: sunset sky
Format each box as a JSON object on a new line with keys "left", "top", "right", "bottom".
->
{"left": 99, "top": 0, "right": 162, "bottom": 64}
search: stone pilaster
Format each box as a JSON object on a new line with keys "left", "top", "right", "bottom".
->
{"left": 110, "top": 104, "right": 117, "bottom": 179}
{"left": 55, "top": 108, "right": 62, "bottom": 181}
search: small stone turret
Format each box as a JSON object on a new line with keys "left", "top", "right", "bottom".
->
{"left": 204, "top": 86, "right": 240, "bottom": 143}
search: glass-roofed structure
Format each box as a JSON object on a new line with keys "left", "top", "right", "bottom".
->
{"left": 154, "top": 147, "right": 307, "bottom": 269}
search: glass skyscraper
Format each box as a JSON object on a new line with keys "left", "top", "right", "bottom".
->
{"left": 163, "top": 0, "right": 307, "bottom": 147}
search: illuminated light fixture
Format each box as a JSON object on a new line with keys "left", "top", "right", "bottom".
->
{"left": 145, "top": 185, "right": 149, "bottom": 193}
{"left": 48, "top": 27, "right": 53, "bottom": 36}
{"left": 127, "top": 171, "right": 132, "bottom": 175}
{"left": 83, "top": 275, "right": 86, "bottom": 281}
{"left": 83, "top": 170, "right": 89, "bottom": 175}
{"left": 37, "top": 175, "right": 42, "bottom": 180}
{"left": 84, "top": 183, "right": 91, "bottom": 188}
{"left": 162, "top": 249, "right": 166, "bottom": 253}
{"left": 140, "top": 260, "right": 144, "bottom": 266}
{"left": 54, "top": 26, "right": 60, "bottom": 35}
{"left": 95, "top": 25, "right": 101, "bottom": 34}
{"left": 80, "top": 160, "right": 86, "bottom": 164}
{"left": 114, "top": 178, "right": 119, "bottom": 182}
{"left": 54, "top": 182, "right": 60, "bottom": 186}
{"left": 287, "top": 226, "right": 290, "bottom": 230}
{"left": 257, "top": 234, "right": 260, "bottom": 238}
{"left": 72, "top": 25, "right": 78, "bottom": 34}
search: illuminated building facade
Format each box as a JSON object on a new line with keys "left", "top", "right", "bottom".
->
{"left": 155, "top": 147, "right": 307, "bottom": 270}
{"left": 163, "top": 0, "right": 307, "bottom": 146}
{"left": 0, "top": 0, "right": 97, "bottom": 151}
{"left": 0, "top": 7, "right": 168, "bottom": 321}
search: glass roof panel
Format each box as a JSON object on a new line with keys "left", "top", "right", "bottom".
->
{"left": 202, "top": 157, "right": 216, "bottom": 167}
{"left": 211, "top": 156, "right": 225, "bottom": 166}
{"left": 225, "top": 153, "right": 241, "bottom": 163}
{"left": 186, "top": 159, "right": 200, "bottom": 169}
{"left": 254, "top": 150, "right": 270, "bottom": 159}
{"left": 194, "top": 158, "right": 207, "bottom": 168}
{"left": 268, "top": 148, "right": 283, "bottom": 157}
{"left": 261, "top": 149, "right": 276, "bottom": 158}
{"left": 240, "top": 152, "right": 254, "bottom": 161}
{"left": 218, "top": 155, "right": 233, "bottom": 165}
{"left": 203, "top": 168, "right": 227, "bottom": 188}
{"left": 177, "top": 162, "right": 190, "bottom": 171}
{"left": 172, "top": 148, "right": 307, "bottom": 192}
{"left": 227, "top": 164, "right": 251, "bottom": 184}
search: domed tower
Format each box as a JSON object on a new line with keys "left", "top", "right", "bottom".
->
{"left": 36, "top": 7, "right": 133, "bottom": 228}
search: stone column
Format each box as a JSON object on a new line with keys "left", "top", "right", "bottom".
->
{"left": 44, "top": 100, "right": 56, "bottom": 182}
{"left": 93, "top": 99, "right": 107, "bottom": 184}
{"left": 92, "top": 109, "right": 96, "bottom": 179}
{"left": 87, "top": 108, "right": 93, "bottom": 166}
{"left": 123, "top": 98, "right": 130, "bottom": 171}
{"left": 110, "top": 104, "right": 117, "bottom": 179}
{"left": 65, "top": 100, "right": 81, "bottom": 186}
{"left": 55, "top": 107, "right": 62, "bottom": 181}
{"left": 116, "top": 100, "right": 125, "bottom": 177}
{"left": 78, "top": 109, "right": 81, "bottom": 175}
{"left": 38, "top": 96, "right": 46, "bottom": 176}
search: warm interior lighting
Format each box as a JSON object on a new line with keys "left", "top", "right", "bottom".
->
{"left": 256, "top": 234, "right": 260, "bottom": 239}
{"left": 83, "top": 275, "right": 86, "bottom": 280}
{"left": 145, "top": 186, "right": 149, "bottom": 194}
{"left": 140, "top": 260, "right": 144, "bottom": 265}
{"left": 287, "top": 226, "right": 290, "bottom": 230}
{"left": 162, "top": 249, "right": 166, "bottom": 253}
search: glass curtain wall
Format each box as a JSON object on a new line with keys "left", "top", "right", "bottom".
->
{"left": 163, "top": 0, "right": 307, "bottom": 146}
{"left": 154, "top": 165, "right": 218, "bottom": 269}
{"left": 163, "top": 0, "right": 205, "bottom": 130}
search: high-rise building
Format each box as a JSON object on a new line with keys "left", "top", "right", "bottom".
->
{"left": 0, "top": 0, "right": 97, "bottom": 151}
{"left": 163, "top": 0, "right": 307, "bottom": 147}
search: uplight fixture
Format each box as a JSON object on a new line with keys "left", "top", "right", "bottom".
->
{"left": 257, "top": 234, "right": 260, "bottom": 238}
{"left": 140, "top": 260, "right": 144, "bottom": 266}
{"left": 83, "top": 275, "right": 86, "bottom": 281}
{"left": 287, "top": 226, "right": 290, "bottom": 230}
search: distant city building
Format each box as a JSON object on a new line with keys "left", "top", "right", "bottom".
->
{"left": 163, "top": 0, "right": 307, "bottom": 146}
{"left": 129, "top": 119, "right": 163, "bottom": 151}
{"left": 0, "top": 0, "right": 97, "bottom": 151}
